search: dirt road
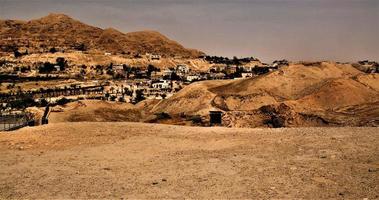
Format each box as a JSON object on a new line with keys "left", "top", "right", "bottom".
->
{"left": 0, "top": 123, "right": 378, "bottom": 199}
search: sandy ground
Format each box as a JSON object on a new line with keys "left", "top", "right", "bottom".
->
{"left": 48, "top": 100, "right": 142, "bottom": 123}
{"left": 0, "top": 123, "right": 378, "bottom": 199}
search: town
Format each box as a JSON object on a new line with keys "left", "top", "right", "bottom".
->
{"left": 0, "top": 53, "right": 292, "bottom": 109}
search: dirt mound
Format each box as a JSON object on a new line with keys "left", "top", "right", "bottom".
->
{"left": 151, "top": 62, "right": 379, "bottom": 127}
{"left": 295, "top": 78, "right": 379, "bottom": 110}
{"left": 355, "top": 74, "right": 379, "bottom": 92}
{"left": 211, "top": 62, "right": 362, "bottom": 99}
{"left": 48, "top": 100, "right": 141, "bottom": 123}
{"left": 151, "top": 80, "right": 230, "bottom": 115}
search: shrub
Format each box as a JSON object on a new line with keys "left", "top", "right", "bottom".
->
{"left": 155, "top": 112, "right": 171, "bottom": 120}
{"left": 110, "top": 95, "right": 117, "bottom": 101}
{"left": 259, "top": 105, "right": 276, "bottom": 115}
{"left": 9, "top": 95, "right": 35, "bottom": 109}
{"left": 39, "top": 98, "right": 49, "bottom": 107}
{"left": 118, "top": 96, "right": 126, "bottom": 102}
{"left": 190, "top": 115, "right": 202, "bottom": 124}
{"left": 56, "top": 97, "right": 70, "bottom": 105}
{"left": 134, "top": 89, "right": 145, "bottom": 103}
{"left": 271, "top": 116, "right": 286, "bottom": 128}
{"left": 49, "top": 47, "right": 57, "bottom": 53}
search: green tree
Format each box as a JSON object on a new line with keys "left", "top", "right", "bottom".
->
{"left": 134, "top": 89, "right": 145, "bottom": 103}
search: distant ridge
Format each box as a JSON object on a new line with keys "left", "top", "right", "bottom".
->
{"left": 0, "top": 13, "right": 204, "bottom": 58}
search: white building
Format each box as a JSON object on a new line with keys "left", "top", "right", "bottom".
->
{"left": 176, "top": 64, "right": 190, "bottom": 74}
{"left": 186, "top": 75, "right": 200, "bottom": 82}
{"left": 241, "top": 72, "right": 254, "bottom": 79}
{"left": 163, "top": 69, "right": 174, "bottom": 76}
{"left": 152, "top": 80, "right": 171, "bottom": 89}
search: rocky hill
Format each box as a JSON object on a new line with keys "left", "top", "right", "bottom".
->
{"left": 0, "top": 13, "right": 204, "bottom": 58}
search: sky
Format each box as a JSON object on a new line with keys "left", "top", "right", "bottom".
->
{"left": 0, "top": 0, "right": 378, "bottom": 62}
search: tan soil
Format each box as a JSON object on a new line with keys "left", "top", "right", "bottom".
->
{"left": 151, "top": 62, "right": 379, "bottom": 127}
{"left": 49, "top": 100, "right": 142, "bottom": 123}
{"left": 0, "top": 123, "right": 378, "bottom": 199}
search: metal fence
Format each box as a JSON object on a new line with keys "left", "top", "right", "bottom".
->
{"left": 0, "top": 111, "right": 35, "bottom": 131}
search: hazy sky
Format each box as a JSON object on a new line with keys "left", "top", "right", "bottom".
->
{"left": 0, "top": 0, "right": 378, "bottom": 62}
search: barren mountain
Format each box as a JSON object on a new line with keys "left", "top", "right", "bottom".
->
{"left": 0, "top": 13, "right": 204, "bottom": 58}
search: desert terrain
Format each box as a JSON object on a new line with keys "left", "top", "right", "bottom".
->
{"left": 0, "top": 122, "right": 378, "bottom": 199}
{"left": 1, "top": 11, "right": 378, "bottom": 200}
{"left": 39, "top": 61, "right": 379, "bottom": 128}
{"left": 150, "top": 62, "right": 379, "bottom": 127}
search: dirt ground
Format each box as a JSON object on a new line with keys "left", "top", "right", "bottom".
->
{"left": 0, "top": 123, "right": 378, "bottom": 199}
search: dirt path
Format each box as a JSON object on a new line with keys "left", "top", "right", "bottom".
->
{"left": 0, "top": 123, "right": 378, "bottom": 199}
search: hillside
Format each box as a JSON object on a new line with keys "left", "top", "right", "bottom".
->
{"left": 12, "top": 52, "right": 213, "bottom": 71}
{"left": 0, "top": 123, "right": 378, "bottom": 198}
{"left": 48, "top": 100, "right": 143, "bottom": 123}
{"left": 0, "top": 13, "right": 204, "bottom": 58}
{"left": 151, "top": 62, "right": 379, "bottom": 127}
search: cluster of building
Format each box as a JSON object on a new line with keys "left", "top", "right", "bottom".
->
{"left": 100, "top": 61, "right": 285, "bottom": 103}
{"left": 1, "top": 54, "right": 291, "bottom": 107}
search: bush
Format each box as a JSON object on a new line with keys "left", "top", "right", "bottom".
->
{"left": 190, "top": 115, "right": 202, "bottom": 124}
{"left": 39, "top": 98, "right": 49, "bottom": 107}
{"left": 56, "top": 97, "right": 70, "bottom": 105}
{"left": 134, "top": 89, "right": 145, "bottom": 103}
{"left": 118, "top": 96, "right": 126, "bottom": 102}
{"left": 9, "top": 95, "right": 35, "bottom": 109}
{"left": 49, "top": 47, "right": 57, "bottom": 53}
{"left": 259, "top": 105, "right": 276, "bottom": 115}
{"left": 39, "top": 62, "right": 55, "bottom": 73}
{"left": 110, "top": 95, "right": 117, "bottom": 101}
{"left": 155, "top": 112, "right": 171, "bottom": 120}
{"left": 271, "top": 116, "right": 286, "bottom": 128}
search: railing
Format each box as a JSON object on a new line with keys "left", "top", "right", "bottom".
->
{"left": 0, "top": 111, "right": 35, "bottom": 132}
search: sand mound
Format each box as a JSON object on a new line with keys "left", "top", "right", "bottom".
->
{"left": 355, "top": 74, "right": 379, "bottom": 92}
{"left": 150, "top": 62, "right": 378, "bottom": 127}
{"left": 49, "top": 100, "right": 141, "bottom": 123}
{"left": 151, "top": 80, "right": 230, "bottom": 115}
{"left": 296, "top": 78, "right": 379, "bottom": 110}
{"left": 211, "top": 62, "right": 362, "bottom": 99}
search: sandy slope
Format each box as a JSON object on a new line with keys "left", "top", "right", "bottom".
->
{"left": 49, "top": 100, "right": 142, "bottom": 123}
{"left": 0, "top": 123, "right": 378, "bottom": 199}
{"left": 151, "top": 62, "right": 379, "bottom": 127}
